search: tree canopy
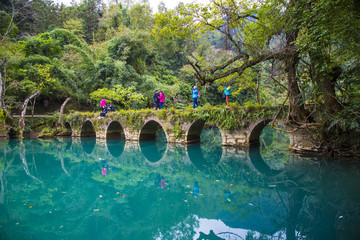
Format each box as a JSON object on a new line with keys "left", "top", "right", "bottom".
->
{"left": 0, "top": 0, "right": 359, "bottom": 153}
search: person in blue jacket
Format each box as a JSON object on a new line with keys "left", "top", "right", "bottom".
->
{"left": 191, "top": 86, "right": 199, "bottom": 109}
{"left": 224, "top": 83, "right": 231, "bottom": 107}
{"left": 153, "top": 90, "right": 160, "bottom": 110}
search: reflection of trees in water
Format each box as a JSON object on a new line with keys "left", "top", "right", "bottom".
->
{"left": 154, "top": 214, "right": 198, "bottom": 239}
{"left": 260, "top": 125, "right": 290, "bottom": 170}
{"left": 1, "top": 139, "right": 360, "bottom": 239}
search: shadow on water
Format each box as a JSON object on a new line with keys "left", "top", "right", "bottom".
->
{"left": 140, "top": 130, "right": 167, "bottom": 163}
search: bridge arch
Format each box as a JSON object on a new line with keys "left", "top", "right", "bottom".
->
{"left": 186, "top": 120, "right": 205, "bottom": 143}
{"left": 81, "top": 120, "right": 96, "bottom": 137}
{"left": 248, "top": 118, "right": 273, "bottom": 145}
{"left": 139, "top": 118, "right": 168, "bottom": 163}
{"left": 139, "top": 118, "right": 168, "bottom": 141}
{"left": 80, "top": 120, "right": 96, "bottom": 155}
{"left": 106, "top": 121, "right": 125, "bottom": 139}
{"left": 62, "top": 122, "right": 72, "bottom": 136}
{"left": 105, "top": 121, "right": 125, "bottom": 158}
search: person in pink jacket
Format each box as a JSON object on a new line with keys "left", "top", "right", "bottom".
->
{"left": 100, "top": 98, "right": 107, "bottom": 111}
{"left": 159, "top": 91, "right": 165, "bottom": 109}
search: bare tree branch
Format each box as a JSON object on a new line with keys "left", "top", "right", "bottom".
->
{"left": 57, "top": 97, "right": 71, "bottom": 132}
{"left": 19, "top": 91, "right": 41, "bottom": 138}
{"left": 193, "top": 47, "right": 296, "bottom": 84}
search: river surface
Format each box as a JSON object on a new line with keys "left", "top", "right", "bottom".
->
{"left": 0, "top": 128, "right": 360, "bottom": 240}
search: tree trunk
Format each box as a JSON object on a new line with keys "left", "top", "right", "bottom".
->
{"left": 57, "top": 97, "right": 71, "bottom": 132}
{"left": 19, "top": 91, "right": 41, "bottom": 138}
{"left": 0, "top": 58, "right": 5, "bottom": 110}
{"left": 284, "top": 30, "right": 305, "bottom": 123}
{"left": 0, "top": 58, "right": 11, "bottom": 117}
{"left": 30, "top": 96, "right": 37, "bottom": 125}
{"left": 253, "top": 75, "right": 260, "bottom": 104}
{"left": 317, "top": 66, "right": 343, "bottom": 113}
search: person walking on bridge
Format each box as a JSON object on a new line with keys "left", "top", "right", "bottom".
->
{"left": 159, "top": 91, "right": 165, "bottom": 109}
{"left": 192, "top": 86, "right": 199, "bottom": 109}
{"left": 224, "top": 83, "right": 231, "bottom": 107}
{"left": 153, "top": 90, "right": 160, "bottom": 110}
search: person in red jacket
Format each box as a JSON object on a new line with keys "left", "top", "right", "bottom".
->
{"left": 100, "top": 98, "right": 107, "bottom": 111}
{"left": 159, "top": 91, "right": 165, "bottom": 109}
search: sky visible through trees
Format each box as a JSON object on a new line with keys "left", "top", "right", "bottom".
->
{"left": 54, "top": 0, "right": 210, "bottom": 12}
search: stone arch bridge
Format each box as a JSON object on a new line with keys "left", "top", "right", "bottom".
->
{"left": 61, "top": 109, "right": 314, "bottom": 153}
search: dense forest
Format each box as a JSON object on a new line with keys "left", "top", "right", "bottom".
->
{"left": 0, "top": 0, "right": 359, "bottom": 154}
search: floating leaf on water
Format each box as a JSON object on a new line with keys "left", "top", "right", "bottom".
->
{"left": 29, "top": 206, "right": 32, "bottom": 208}
{"left": 216, "top": 180, "right": 220, "bottom": 182}
{"left": 184, "top": 200, "right": 188, "bottom": 202}
{"left": 268, "top": 185, "right": 276, "bottom": 188}
{"left": 116, "top": 192, "right": 120, "bottom": 194}
{"left": 249, "top": 203, "right": 254, "bottom": 206}
{"left": 99, "top": 195, "right": 103, "bottom": 198}
{"left": 339, "top": 216, "right": 343, "bottom": 219}
{"left": 93, "top": 209, "right": 100, "bottom": 212}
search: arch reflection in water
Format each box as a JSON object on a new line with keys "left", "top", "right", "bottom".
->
{"left": 80, "top": 120, "right": 96, "bottom": 155}
{"left": 188, "top": 127, "right": 222, "bottom": 170}
{"left": 106, "top": 121, "right": 125, "bottom": 158}
{"left": 140, "top": 129, "right": 167, "bottom": 163}
{"left": 249, "top": 147, "right": 283, "bottom": 176}
{"left": 106, "top": 139, "right": 125, "bottom": 158}
{"left": 258, "top": 125, "right": 291, "bottom": 174}
{"left": 81, "top": 137, "right": 96, "bottom": 155}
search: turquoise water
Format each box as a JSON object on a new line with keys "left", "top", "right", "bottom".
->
{"left": 0, "top": 129, "right": 360, "bottom": 240}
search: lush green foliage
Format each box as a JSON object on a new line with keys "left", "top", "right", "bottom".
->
{"left": 0, "top": 0, "right": 359, "bottom": 153}
{"left": 90, "top": 84, "right": 146, "bottom": 109}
